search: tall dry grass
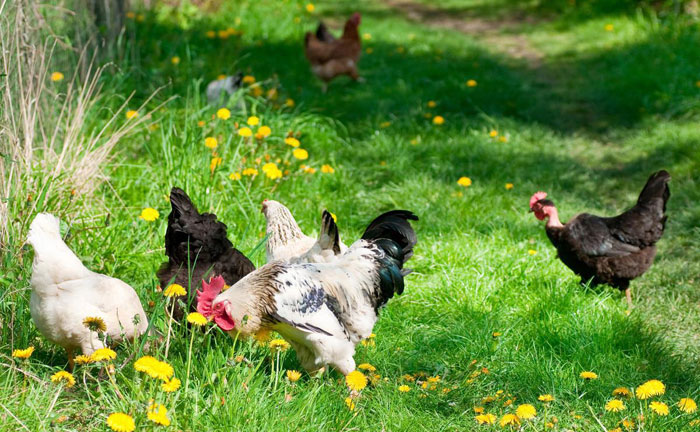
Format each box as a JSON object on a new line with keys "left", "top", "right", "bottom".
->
{"left": 0, "top": 0, "right": 158, "bottom": 251}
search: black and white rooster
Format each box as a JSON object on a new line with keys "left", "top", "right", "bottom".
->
{"left": 196, "top": 212, "right": 417, "bottom": 375}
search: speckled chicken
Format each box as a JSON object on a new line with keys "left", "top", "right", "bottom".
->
{"left": 197, "top": 214, "right": 417, "bottom": 375}
{"left": 27, "top": 213, "right": 149, "bottom": 369}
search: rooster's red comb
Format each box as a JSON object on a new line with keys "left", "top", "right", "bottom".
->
{"left": 196, "top": 275, "right": 226, "bottom": 316}
{"left": 529, "top": 191, "right": 548, "bottom": 209}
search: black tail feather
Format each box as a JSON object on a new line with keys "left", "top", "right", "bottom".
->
{"left": 315, "top": 21, "right": 336, "bottom": 42}
{"left": 637, "top": 170, "right": 671, "bottom": 211}
{"left": 362, "top": 210, "right": 418, "bottom": 266}
{"left": 371, "top": 237, "right": 412, "bottom": 310}
{"left": 169, "top": 187, "right": 198, "bottom": 218}
{"left": 318, "top": 210, "right": 341, "bottom": 254}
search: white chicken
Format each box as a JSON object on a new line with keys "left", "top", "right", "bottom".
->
{"left": 262, "top": 199, "right": 417, "bottom": 264}
{"left": 197, "top": 214, "right": 417, "bottom": 375}
{"left": 27, "top": 213, "right": 149, "bottom": 368}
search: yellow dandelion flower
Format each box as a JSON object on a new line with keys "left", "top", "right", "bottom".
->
{"left": 696, "top": 80, "right": 700, "bottom": 88}
{"left": 457, "top": 176, "right": 472, "bottom": 187}
{"left": 50, "top": 72, "right": 64, "bottom": 82}
{"left": 205, "top": 30, "right": 216, "bottom": 38}
{"left": 107, "top": 413, "right": 135, "bottom": 432}
{"left": 344, "top": 397, "right": 355, "bottom": 411}
{"left": 379, "top": 121, "right": 391, "bottom": 128}
{"left": 197, "top": 120, "right": 206, "bottom": 127}
{"left": 171, "top": 56, "right": 180, "bottom": 65}
{"left": 285, "top": 98, "right": 295, "bottom": 107}
{"left": 256, "top": 125, "right": 272, "bottom": 138}
{"left": 605, "top": 399, "right": 626, "bottom": 412}
{"left": 346, "top": 370, "right": 367, "bottom": 391}
{"left": 218, "top": 29, "right": 230, "bottom": 39}
{"left": 164, "top": 284, "right": 186, "bottom": 298}
{"left": 229, "top": 172, "right": 242, "bottom": 180}
{"left": 528, "top": 249, "right": 537, "bottom": 255}
{"left": 466, "top": 79, "right": 478, "bottom": 87}
{"left": 499, "top": 413, "right": 520, "bottom": 427}
{"left": 242, "top": 167, "right": 258, "bottom": 176}
{"left": 90, "top": 348, "right": 117, "bottom": 362}
{"left": 187, "top": 312, "right": 208, "bottom": 326}
{"left": 238, "top": 127, "right": 252, "bottom": 137}
{"left": 269, "top": 339, "right": 290, "bottom": 351}
{"left": 126, "top": 11, "right": 135, "bottom": 19}
{"left": 358, "top": 363, "right": 376, "bottom": 372}
{"left": 50, "top": 371, "right": 75, "bottom": 388}
{"left": 262, "top": 162, "right": 277, "bottom": 173}
{"left": 204, "top": 137, "right": 218, "bottom": 149}
{"left": 321, "top": 164, "right": 334, "bottom": 174}
{"left": 499, "top": 136, "right": 508, "bottom": 143}
{"left": 265, "top": 167, "right": 283, "bottom": 180}
{"left": 12, "top": 346, "right": 34, "bottom": 359}
{"left": 637, "top": 379, "right": 665, "bottom": 398}
{"left": 136, "top": 14, "right": 144, "bottom": 22}
{"left": 125, "top": 110, "right": 138, "bottom": 120}
{"left": 287, "top": 370, "right": 302, "bottom": 382}
{"left": 83, "top": 316, "right": 107, "bottom": 332}
{"left": 366, "top": 47, "right": 374, "bottom": 54}
{"left": 305, "top": 3, "right": 315, "bottom": 12}
{"left": 476, "top": 413, "right": 497, "bottom": 425}
{"left": 398, "top": 384, "right": 410, "bottom": 393}
{"left": 216, "top": 108, "right": 231, "bottom": 120}
{"left": 489, "top": 130, "right": 498, "bottom": 137}
{"left": 210, "top": 157, "right": 222, "bottom": 172}
{"left": 247, "top": 116, "right": 260, "bottom": 126}
{"left": 285, "top": 137, "right": 300, "bottom": 147}
{"left": 140, "top": 207, "right": 159, "bottom": 222}
{"left": 293, "top": 148, "right": 309, "bottom": 160}
{"left": 679, "top": 398, "right": 697, "bottom": 414}
{"left": 516, "top": 404, "right": 536, "bottom": 419}
{"left": 427, "top": 100, "right": 436, "bottom": 108}
{"left": 162, "top": 377, "right": 181, "bottom": 392}
{"left": 613, "top": 387, "right": 631, "bottom": 397}
{"left": 433, "top": 115, "right": 445, "bottom": 125}
{"left": 74, "top": 355, "right": 92, "bottom": 365}
{"left": 134, "top": 356, "right": 174, "bottom": 381}
{"left": 147, "top": 402, "right": 170, "bottom": 426}
{"left": 580, "top": 371, "right": 598, "bottom": 380}
{"left": 242, "top": 75, "right": 255, "bottom": 84}
{"left": 539, "top": 394, "right": 555, "bottom": 402}
{"left": 621, "top": 419, "right": 634, "bottom": 430}
{"left": 605, "top": 24, "right": 614, "bottom": 31}
{"left": 505, "top": 183, "right": 514, "bottom": 190}
{"left": 267, "top": 88, "right": 278, "bottom": 100}
{"left": 216, "top": 74, "right": 227, "bottom": 80}
{"left": 650, "top": 401, "right": 669, "bottom": 416}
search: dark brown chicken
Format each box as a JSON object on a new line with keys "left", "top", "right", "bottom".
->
{"left": 529, "top": 170, "right": 670, "bottom": 307}
{"left": 157, "top": 187, "right": 255, "bottom": 320}
{"left": 304, "top": 13, "right": 362, "bottom": 91}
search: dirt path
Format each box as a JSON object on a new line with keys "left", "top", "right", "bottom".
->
{"left": 383, "top": 0, "right": 604, "bottom": 132}
{"left": 383, "top": 0, "right": 546, "bottom": 68}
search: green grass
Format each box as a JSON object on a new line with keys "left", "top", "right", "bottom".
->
{"left": 2, "top": 0, "right": 700, "bottom": 430}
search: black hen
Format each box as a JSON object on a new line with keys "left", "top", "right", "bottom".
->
{"left": 157, "top": 187, "right": 255, "bottom": 320}
{"left": 529, "top": 170, "right": 670, "bottom": 306}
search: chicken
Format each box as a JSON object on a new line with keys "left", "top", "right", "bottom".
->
{"left": 27, "top": 213, "right": 149, "bottom": 368}
{"left": 206, "top": 73, "right": 243, "bottom": 105}
{"left": 529, "top": 170, "right": 670, "bottom": 307}
{"left": 304, "top": 13, "right": 362, "bottom": 91}
{"left": 262, "top": 199, "right": 418, "bottom": 264}
{"left": 197, "top": 216, "right": 416, "bottom": 375}
{"left": 157, "top": 187, "right": 255, "bottom": 320}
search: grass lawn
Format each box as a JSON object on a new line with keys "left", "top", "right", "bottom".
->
{"left": 1, "top": 0, "right": 699, "bottom": 430}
